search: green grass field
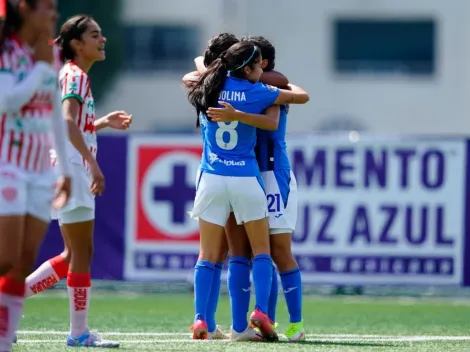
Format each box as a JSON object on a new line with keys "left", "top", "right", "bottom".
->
{"left": 14, "top": 291, "right": 470, "bottom": 351}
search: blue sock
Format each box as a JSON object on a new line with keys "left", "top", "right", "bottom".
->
{"left": 280, "top": 267, "right": 303, "bottom": 323}
{"left": 268, "top": 266, "right": 278, "bottom": 323}
{"left": 228, "top": 256, "right": 251, "bottom": 333}
{"left": 194, "top": 260, "right": 215, "bottom": 322}
{"left": 206, "top": 262, "right": 223, "bottom": 332}
{"left": 252, "top": 254, "right": 273, "bottom": 314}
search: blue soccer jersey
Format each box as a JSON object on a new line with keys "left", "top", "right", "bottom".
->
{"left": 255, "top": 105, "right": 291, "bottom": 172}
{"left": 199, "top": 76, "right": 280, "bottom": 177}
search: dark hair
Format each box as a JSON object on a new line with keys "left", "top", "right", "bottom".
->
{"left": 241, "top": 35, "right": 275, "bottom": 71}
{"left": 203, "top": 32, "right": 239, "bottom": 67}
{"left": 55, "top": 14, "right": 93, "bottom": 62}
{"left": 188, "top": 42, "right": 261, "bottom": 128}
{"left": 0, "top": 0, "right": 38, "bottom": 52}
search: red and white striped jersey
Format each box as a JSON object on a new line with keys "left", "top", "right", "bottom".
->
{"left": 57, "top": 62, "right": 97, "bottom": 167}
{"left": 0, "top": 36, "right": 62, "bottom": 173}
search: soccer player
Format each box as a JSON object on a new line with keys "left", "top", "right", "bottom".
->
{"left": 183, "top": 33, "right": 288, "bottom": 341}
{"left": 0, "top": 0, "right": 73, "bottom": 349}
{"left": 183, "top": 32, "right": 238, "bottom": 341}
{"left": 186, "top": 35, "right": 294, "bottom": 342}
{"left": 208, "top": 35, "right": 306, "bottom": 342}
{"left": 187, "top": 41, "right": 309, "bottom": 341}
{"left": 24, "top": 14, "right": 132, "bottom": 347}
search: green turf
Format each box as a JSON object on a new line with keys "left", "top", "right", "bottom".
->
{"left": 13, "top": 292, "right": 470, "bottom": 351}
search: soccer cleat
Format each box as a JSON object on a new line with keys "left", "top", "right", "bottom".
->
{"left": 190, "top": 319, "right": 208, "bottom": 340}
{"left": 208, "top": 325, "right": 229, "bottom": 340}
{"left": 285, "top": 321, "right": 306, "bottom": 342}
{"left": 249, "top": 308, "right": 278, "bottom": 342}
{"left": 230, "top": 326, "right": 264, "bottom": 341}
{"left": 66, "top": 330, "right": 120, "bottom": 348}
{"left": 13, "top": 334, "right": 17, "bottom": 343}
{"left": 254, "top": 319, "right": 277, "bottom": 335}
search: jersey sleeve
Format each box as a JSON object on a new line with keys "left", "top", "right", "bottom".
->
{"left": 51, "top": 88, "right": 71, "bottom": 176}
{"left": 61, "top": 69, "right": 88, "bottom": 104}
{"left": 251, "top": 83, "right": 280, "bottom": 108}
{"left": 0, "top": 49, "right": 56, "bottom": 113}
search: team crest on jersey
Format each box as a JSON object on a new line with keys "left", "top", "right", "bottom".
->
{"left": 1, "top": 187, "right": 17, "bottom": 201}
{"left": 67, "top": 81, "right": 78, "bottom": 94}
{"left": 209, "top": 152, "right": 219, "bottom": 164}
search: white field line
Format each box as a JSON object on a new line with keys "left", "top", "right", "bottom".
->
{"left": 16, "top": 337, "right": 470, "bottom": 344}
{"left": 14, "top": 331, "right": 470, "bottom": 343}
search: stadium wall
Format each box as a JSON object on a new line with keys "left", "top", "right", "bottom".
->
{"left": 38, "top": 134, "right": 470, "bottom": 287}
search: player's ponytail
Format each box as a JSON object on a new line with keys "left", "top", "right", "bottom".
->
{"left": 188, "top": 57, "right": 228, "bottom": 128}
{"left": 188, "top": 41, "right": 261, "bottom": 128}
{"left": 0, "top": 0, "right": 37, "bottom": 52}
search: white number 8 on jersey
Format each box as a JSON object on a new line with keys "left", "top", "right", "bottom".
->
{"left": 215, "top": 121, "right": 239, "bottom": 150}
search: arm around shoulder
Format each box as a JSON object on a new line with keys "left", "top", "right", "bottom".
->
{"left": 274, "top": 84, "right": 309, "bottom": 105}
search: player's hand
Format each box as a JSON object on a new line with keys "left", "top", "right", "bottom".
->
{"left": 182, "top": 72, "right": 200, "bottom": 88}
{"left": 206, "top": 101, "right": 238, "bottom": 122}
{"left": 52, "top": 176, "right": 71, "bottom": 210}
{"left": 89, "top": 160, "right": 105, "bottom": 196}
{"left": 105, "top": 111, "right": 133, "bottom": 130}
{"left": 34, "top": 33, "right": 54, "bottom": 64}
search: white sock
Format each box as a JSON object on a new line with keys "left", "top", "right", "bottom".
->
{"left": 67, "top": 286, "right": 91, "bottom": 337}
{"left": 25, "top": 262, "right": 60, "bottom": 297}
{"left": 0, "top": 293, "right": 24, "bottom": 350}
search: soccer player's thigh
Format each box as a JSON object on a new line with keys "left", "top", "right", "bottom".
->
{"left": 228, "top": 176, "right": 267, "bottom": 225}
{"left": 0, "top": 165, "right": 28, "bottom": 218}
{"left": 191, "top": 172, "right": 231, "bottom": 227}
{"left": 53, "top": 164, "right": 95, "bottom": 223}
{"left": 262, "top": 170, "right": 298, "bottom": 235}
{"left": 0, "top": 165, "right": 28, "bottom": 275}
{"left": 18, "top": 173, "right": 56, "bottom": 275}
{"left": 0, "top": 166, "right": 29, "bottom": 271}
{"left": 27, "top": 170, "right": 56, "bottom": 224}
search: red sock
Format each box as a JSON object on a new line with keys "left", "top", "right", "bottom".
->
{"left": 0, "top": 276, "right": 25, "bottom": 350}
{"left": 67, "top": 272, "right": 91, "bottom": 337}
{"left": 25, "top": 255, "right": 69, "bottom": 297}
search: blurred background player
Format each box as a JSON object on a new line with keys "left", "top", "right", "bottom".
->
{"left": 0, "top": 0, "right": 72, "bottom": 350}
{"left": 207, "top": 35, "right": 306, "bottom": 342}
{"left": 24, "top": 14, "right": 132, "bottom": 348}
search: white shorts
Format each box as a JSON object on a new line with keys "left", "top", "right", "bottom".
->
{"left": 261, "top": 170, "right": 298, "bottom": 235}
{"left": 51, "top": 163, "right": 95, "bottom": 223}
{"left": 0, "top": 163, "right": 55, "bottom": 222}
{"left": 189, "top": 171, "right": 268, "bottom": 227}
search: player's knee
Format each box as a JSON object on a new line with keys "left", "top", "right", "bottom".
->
{"left": 198, "top": 250, "right": 221, "bottom": 263}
